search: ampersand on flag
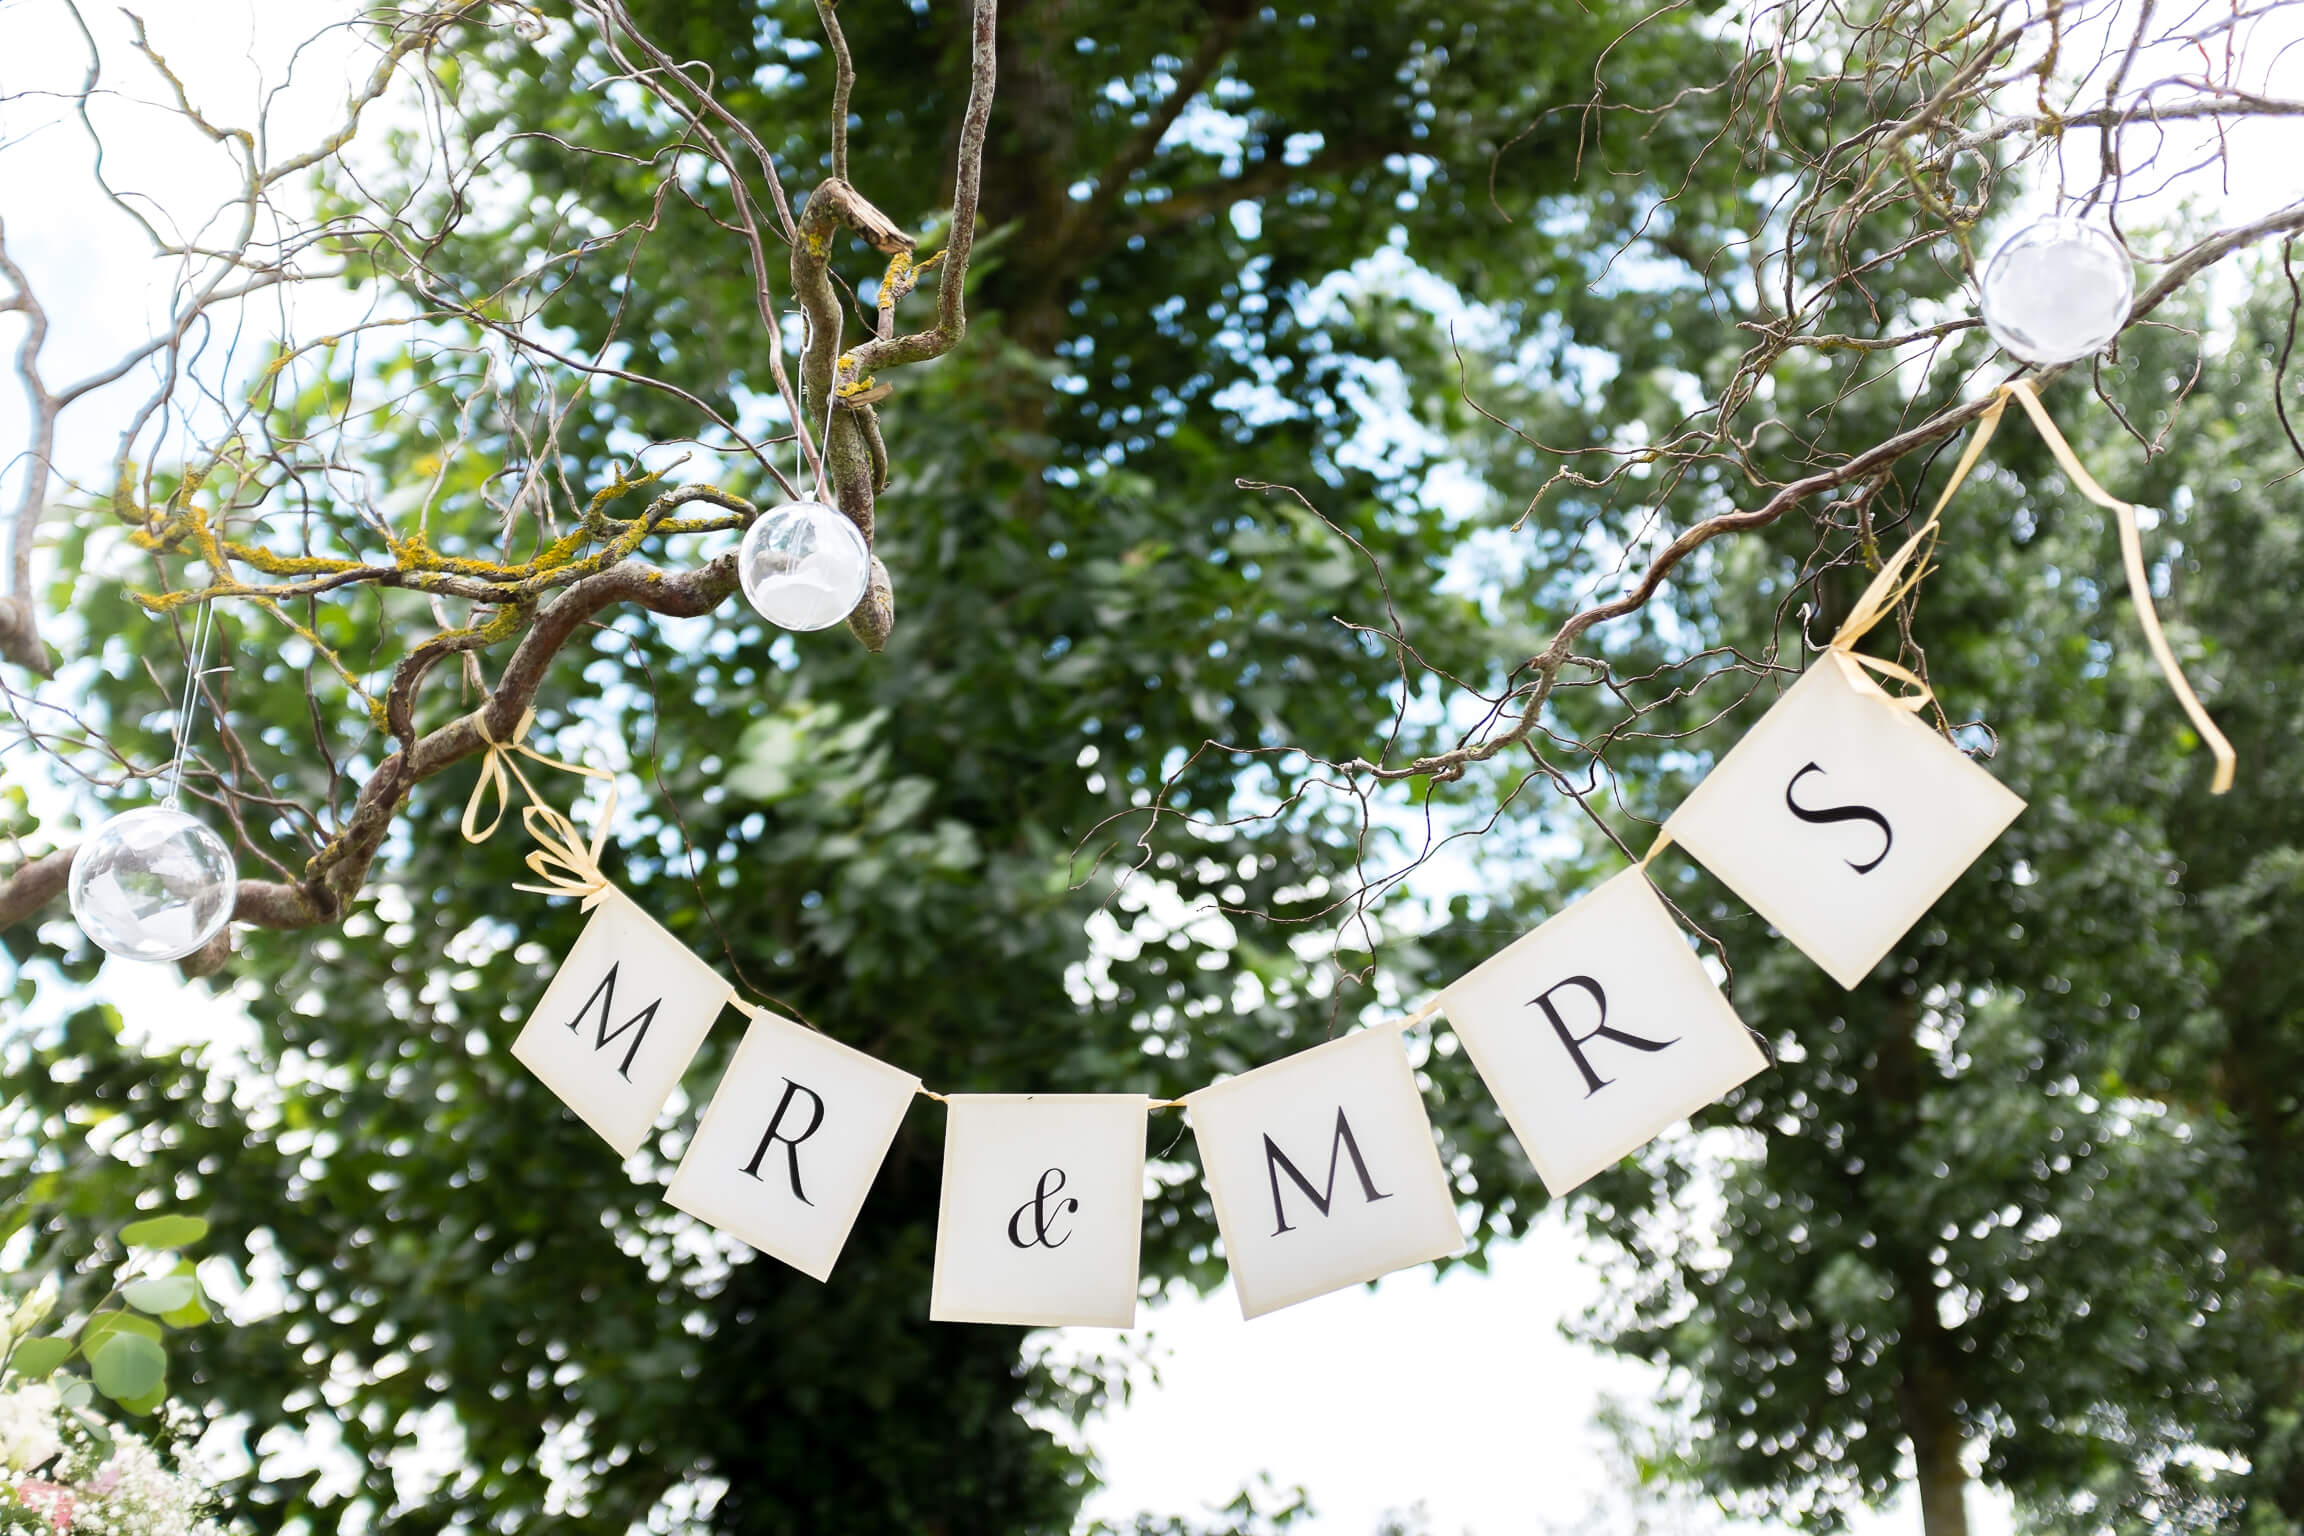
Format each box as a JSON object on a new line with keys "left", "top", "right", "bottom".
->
{"left": 1006, "top": 1167, "right": 1078, "bottom": 1249}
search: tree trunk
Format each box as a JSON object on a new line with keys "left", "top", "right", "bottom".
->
{"left": 1875, "top": 1000, "right": 1972, "bottom": 1536}
{"left": 1902, "top": 1369, "right": 1972, "bottom": 1536}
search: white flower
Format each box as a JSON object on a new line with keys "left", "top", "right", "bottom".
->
{"left": 0, "top": 1381, "right": 64, "bottom": 1474}
{"left": 75, "top": 1434, "right": 216, "bottom": 1536}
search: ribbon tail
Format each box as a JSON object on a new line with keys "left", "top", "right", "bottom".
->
{"left": 2005, "top": 381, "right": 2236, "bottom": 795}
{"left": 2113, "top": 500, "right": 2238, "bottom": 794}
{"left": 1832, "top": 525, "right": 1939, "bottom": 651}
{"left": 518, "top": 802, "right": 615, "bottom": 904}
{"left": 586, "top": 777, "right": 618, "bottom": 874}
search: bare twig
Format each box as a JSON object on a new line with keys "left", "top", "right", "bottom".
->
{"left": 0, "top": 0, "right": 1008, "bottom": 954}
{"left": 813, "top": 0, "right": 856, "bottom": 184}
{"left": 5, "top": 0, "right": 2300, "bottom": 987}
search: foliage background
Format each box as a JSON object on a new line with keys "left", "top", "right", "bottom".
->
{"left": 0, "top": 1, "right": 2298, "bottom": 1533}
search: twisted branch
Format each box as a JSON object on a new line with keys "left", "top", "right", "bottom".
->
{"left": 790, "top": 0, "right": 999, "bottom": 650}
{"left": 1338, "top": 200, "right": 2304, "bottom": 786}
{"left": 0, "top": 489, "right": 753, "bottom": 972}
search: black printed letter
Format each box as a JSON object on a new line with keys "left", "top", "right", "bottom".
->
{"left": 1784, "top": 761, "right": 1893, "bottom": 873}
{"left": 1264, "top": 1109, "right": 1392, "bottom": 1236}
{"left": 563, "top": 963, "right": 662, "bottom": 1080}
{"left": 740, "top": 1078, "right": 827, "bottom": 1204}
{"left": 1007, "top": 1168, "right": 1079, "bottom": 1249}
{"left": 1530, "top": 975, "right": 1677, "bottom": 1097}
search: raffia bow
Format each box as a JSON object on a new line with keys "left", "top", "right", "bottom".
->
{"left": 1830, "top": 379, "right": 2234, "bottom": 794}
{"left": 460, "top": 706, "right": 619, "bottom": 906}
{"left": 1825, "top": 387, "right": 2011, "bottom": 713}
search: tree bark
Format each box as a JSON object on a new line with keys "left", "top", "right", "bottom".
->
{"left": 1898, "top": 1336, "right": 1973, "bottom": 1536}
{"left": 1875, "top": 997, "right": 1972, "bottom": 1536}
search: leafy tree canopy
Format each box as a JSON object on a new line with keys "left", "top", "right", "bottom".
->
{"left": 1, "top": 1, "right": 2298, "bottom": 1534}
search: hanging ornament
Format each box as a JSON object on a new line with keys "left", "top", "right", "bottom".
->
{"left": 71, "top": 599, "right": 237, "bottom": 963}
{"left": 1979, "top": 217, "right": 2134, "bottom": 366}
{"left": 737, "top": 500, "right": 871, "bottom": 632}
{"left": 68, "top": 804, "right": 238, "bottom": 962}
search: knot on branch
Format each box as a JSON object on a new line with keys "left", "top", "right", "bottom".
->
{"left": 797, "top": 180, "right": 914, "bottom": 257}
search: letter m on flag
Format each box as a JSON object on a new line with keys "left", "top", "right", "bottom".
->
{"left": 564, "top": 962, "right": 662, "bottom": 1080}
{"left": 1263, "top": 1108, "right": 1392, "bottom": 1235}
{"left": 512, "top": 889, "right": 730, "bottom": 1158}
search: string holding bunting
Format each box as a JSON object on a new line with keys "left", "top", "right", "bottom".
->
{"left": 460, "top": 706, "right": 619, "bottom": 907}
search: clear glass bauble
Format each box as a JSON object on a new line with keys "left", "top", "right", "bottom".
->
{"left": 736, "top": 501, "right": 871, "bottom": 632}
{"left": 1979, "top": 217, "right": 2134, "bottom": 365}
{"left": 68, "top": 805, "right": 238, "bottom": 963}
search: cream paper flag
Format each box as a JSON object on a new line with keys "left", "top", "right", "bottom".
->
{"left": 512, "top": 886, "right": 733, "bottom": 1158}
{"left": 930, "top": 1095, "right": 1151, "bottom": 1328}
{"left": 667, "top": 1005, "right": 920, "bottom": 1282}
{"left": 1663, "top": 658, "right": 2025, "bottom": 990}
{"left": 1186, "top": 1025, "right": 1463, "bottom": 1320}
{"left": 1440, "top": 867, "right": 1766, "bottom": 1196}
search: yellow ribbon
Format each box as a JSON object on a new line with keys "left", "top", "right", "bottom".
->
{"left": 1826, "top": 387, "right": 2013, "bottom": 713}
{"left": 1999, "top": 378, "right": 2235, "bottom": 794}
{"left": 1824, "top": 378, "right": 2232, "bottom": 791}
{"left": 460, "top": 707, "right": 619, "bottom": 907}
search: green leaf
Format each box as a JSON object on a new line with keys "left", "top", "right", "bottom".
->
{"left": 78, "top": 1310, "right": 162, "bottom": 1354}
{"left": 88, "top": 1332, "right": 166, "bottom": 1403}
{"left": 6, "top": 1335, "right": 72, "bottom": 1378}
{"left": 75, "top": 1415, "right": 115, "bottom": 1459}
{"left": 112, "top": 1383, "right": 168, "bottom": 1417}
{"left": 121, "top": 1275, "right": 197, "bottom": 1314}
{"left": 119, "top": 1215, "right": 208, "bottom": 1250}
{"left": 161, "top": 1297, "right": 212, "bottom": 1329}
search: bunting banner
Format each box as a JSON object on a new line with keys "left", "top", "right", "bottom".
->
{"left": 493, "top": 632, "right": 2030, "bottom": 1319}
{"left": 462, "top": 380, "right": 2131, "bottom": 1324}
{"left": 1184, "top": 1025, "right": 1464, "bottom": 1320}
{"left": 1440, "top": 868, "right": 1766, "bottom": 1197}
{"left": 494, "top": 653, "right": 2032, "bottom": 1314}
{"left": 931, "top": 1095, "right": 1151, "bottom": 1327}
{"left": 666, "top": 1002, "right": 921, "bottom": 1282}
